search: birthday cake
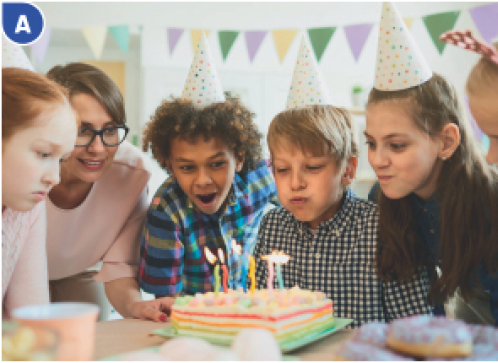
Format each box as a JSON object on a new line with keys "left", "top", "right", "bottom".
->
{"left": 170, "top": 286, "right": 334, "bottom": 346}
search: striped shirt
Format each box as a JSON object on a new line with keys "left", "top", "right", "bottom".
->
{"left": 254, "top": 189, "right": 434, "bottom": 328}
{"left": 138, "top": 161, "right": 278, "bottom": 296}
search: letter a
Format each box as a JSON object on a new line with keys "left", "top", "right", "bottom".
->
{"left": 15, "top": 15, "right": 31, "bottom": 34}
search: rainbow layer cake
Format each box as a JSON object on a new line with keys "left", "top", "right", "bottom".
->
{"left": 171, "top": 286, "right": 334, "bottom": 345}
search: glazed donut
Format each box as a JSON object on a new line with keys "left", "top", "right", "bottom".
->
{"left": 386, "top": 315, "right": 472, "bottom": 358}
{"left": 469, "top": 324, "right": 498, "bottom": 345}
{"left": 349, "top": 321, "right": 388, "bottom": 348}
{"left": 332, "top": 341, "right": 413, "bottom": 361}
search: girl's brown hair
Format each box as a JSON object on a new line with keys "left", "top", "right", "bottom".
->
{"left": 466, "top": 42, "right": 498, "bottom": 96}
{"left": 46, "top": 62, "right": 126, "bottom": 125}
{"left": 142, "top": 93, "right": 263, "bottom": 174}
{"left": 2, "top": 67, "right": 69, "bottom": 141}
{"left": 267, "top": 105, "right": 358, "bottom": 165}
{"left": 368, "top": 73, "right": 498, "bottom": 304}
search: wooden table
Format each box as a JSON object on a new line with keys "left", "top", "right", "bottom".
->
{"left": 94, "top": 319, "right": 353, "bottom": 360}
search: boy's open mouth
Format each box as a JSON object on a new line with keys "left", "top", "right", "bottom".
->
{"left": 197, "top": 193, "right": 216, "bottom": 204}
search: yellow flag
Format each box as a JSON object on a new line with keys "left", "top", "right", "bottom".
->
{"left": 191, "top": 30, "right": 211, "bottom": 53}
{"left": 81, "top": 26, "right": 108, "bottom": 59}
{"left": 272, "top": 29, "right": 298, "bottom": 63}
{"left": 403, "top": 18, "right": 414, "bottom": 29}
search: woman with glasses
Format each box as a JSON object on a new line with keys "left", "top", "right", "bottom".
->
{"left": 46, "top": 63, "right": 173, "bottom": 322}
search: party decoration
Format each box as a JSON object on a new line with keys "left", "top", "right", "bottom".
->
{"left": 286, "top": 35, "right": 332, "bottom": 109}
{"left": 422, "top": 11, "right": 461, "bottom": 54}
{"left": 307, "top": 27, "right": 336, "bottom": 62}
{"left": 219, "top": 30, "right": 239, "bottom": 61}
{"left": 469, "top": 3, "right": 498, "bottom": 44}
{"left": 218, "top": 249, "right": 229, "bottom": 293}
{"left": 190, "top": 29, "right": 211, "bottom": 53}
{"left": 30, "top": 27, "right": 51, "bottom": 64}
{"left": 344, "top": 23, "right": 373, "bottom": 62}
{"left": 261, "top": 251, "right": 291, "bottom": 292}
{"left": 81, "top": 26, "right": 107, "bottom": 59}
{"left": 205, "top": 248, "right": 221, "bottom": 296}
{"left": 244, "top": 31, "right": 266, "bottom": 63}
{"left": 167, "top": 28, "right": 184, "bottom": 55}
{"left": 109, "top": 25, "right": 130, "bottom": 54}
{"left": 373, "top": 2, "right": 432, "bottom": 91}
{"left": 2, "top": 36, "right": 34, "bottom": 70}
{"left": 272, "top": 29, "right": 298, "bottom": 63}
{"left": 403, "top": 18, "right": 414, "bottom": 30}
{"left": 440, "top": 30, "right": 498, "bottom": 65}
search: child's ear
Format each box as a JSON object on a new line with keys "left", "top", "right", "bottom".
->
{"left": 341, "top": 156, "right": 358, "bottom": 186}
{"left": 439, "top": 123, "right": 460, "bottom": 160}
{"left": 164, "top": 158, "right": 176, "bottom": 178}
{"left": 235, "top": 153, "right": 245, "bottom": 173}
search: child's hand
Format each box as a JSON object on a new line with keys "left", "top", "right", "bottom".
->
{"left": 130, "top": 297, "right": 176, "bottom": 322}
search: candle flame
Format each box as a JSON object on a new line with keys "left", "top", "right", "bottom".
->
{"left": 218, "top": 248, "right": 225, "bottom": 264}
{"left": 261, "top": 250, "right": 291, "bottom": 264}
{"left": 231, "top": 239, "right": 242, "bottom": 255}
{"left": 205, "top": 247, "right": 217, "bottom": 264}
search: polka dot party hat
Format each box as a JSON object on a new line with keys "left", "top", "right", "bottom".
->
{"left": 2, "top": 36, "right": 34, "bottom": 71}
{"left": 286, "top": 35, "right": 332, "bottom": 109}
{"left": 373, "top": 2, "right": 432, "bottom": 91}
{"left": 181, "top": 31, "right": 225, "bottom": 108}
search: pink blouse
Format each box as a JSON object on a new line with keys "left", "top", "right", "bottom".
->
{"left": 2, "top": 201, "right": 50, "bottom": 317}
{"left": 46, "top": 141, "right": 151, "bottom": 283}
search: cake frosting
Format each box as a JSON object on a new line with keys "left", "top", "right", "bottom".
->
{"left": 171, "top": 286, "right": 334, "bottom": 346}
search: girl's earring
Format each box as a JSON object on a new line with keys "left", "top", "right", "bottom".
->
{"left": 441, "top": 156, "right": 447, "bottom": 161}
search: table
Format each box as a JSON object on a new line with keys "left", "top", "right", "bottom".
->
{"left": 94, "top": 319, "right": 353, "bottom": 360}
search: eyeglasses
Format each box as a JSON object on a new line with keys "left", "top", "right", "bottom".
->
{"left": 75, "top": 125, "right": 129, "bottom": 147}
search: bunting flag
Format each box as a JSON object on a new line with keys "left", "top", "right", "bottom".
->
{"left": 403, "top": 18, "right": 414, "bottom": 29}
{"left": 218, "top": 31, "right": 239, "bottom": 61}
{"left": 244, "top": 31, "right": 266, "bottom": 63}
{"left": 30, "top": 27, "right": 51, "bottom": 64}
{"left": 190, "top": 29, "right": 211, "bottom": 53}
{"left": 469, "top": 3, "right": 498, "bottom": 44}
{"left": 81, "top": 26, "right": 108, "bottom": 59}
{"left": 307, "top": 27, "right": 336, "bottom": 62}
{"left": 422, "top": 11, "right": 461, "bottom": 54}
{"left": 344, "top": 23, "right": 373, "bottom": 62}
{"left": 272, "top": 29, "right": 298, "bottom": 63}
{"left": 167, "top": 28, "right": 184, "bottom": 55}
{"left": 109, "top": 25, "right": 130, "bottom": 54}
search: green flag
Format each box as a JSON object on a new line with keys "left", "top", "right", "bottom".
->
{"left": 109, "top": 25, "right": 130, "bottom": 55}
{"left": 307, "top": 27, "right": 336, "bottom": 62}
{"left": 422, "top": 11, "right": 461, "bottom": 54}
{"left": 218, "top": 31, "right": 240, "bottom": 61}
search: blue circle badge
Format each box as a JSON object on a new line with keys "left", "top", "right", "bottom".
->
{"left": 2, "top": 2, "right": 45, "bottom": 45}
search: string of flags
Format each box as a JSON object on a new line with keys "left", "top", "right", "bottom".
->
{"left": 24, "top": 3, "right": 498, "bottom": 66}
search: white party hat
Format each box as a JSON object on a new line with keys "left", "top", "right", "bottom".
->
{"left": 181, "top": 32, "right": 225, "bottom": 107}
{"left": 286, "top": 35, "right": 332, "bottom": 109}
{"left": 2, "top": 36, "right": 34, "bottom": 71}
{"left": 373, "top": 2, "right": 432, "bottom": 91}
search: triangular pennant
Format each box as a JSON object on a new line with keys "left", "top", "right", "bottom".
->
{"left": 30, "top": 27, "right": 51, "bottom": 64}
{"left": 218, "top": 31, "right": 239, "bottom": 61}
{"left": 344, "top": 23, "right": 373, "bottom": 62}
{"left": 167, "top": 28, "right": 184, "bottom": 55}
{"left": 81, "top": 26, "right": 108, "bottom": 59}
{"left": 181, "top": 32, "right": 225, "bottom": 108}
{"left": 2, "top": 36, "right": 34, "bottom": 70}
{"left": 469, "top": 3, "right": 498, "bottom": 44}
{"left": 422, "top": 11, "right": 461, "bottom": 54}
{"left": 286, "top": 35, "right": 332, "bottom": 109}
{"left": 272, "top": 29, "right": 298, "bottom": 63}
{"left": 244, "top": 31, "right": 266, "bottom": 63}
{"left": 109, "top": 25, "right": 130, "bottom": 55}
{"left": 374, "top": 2, "right": 432, "bottom": 91}
{"left": 403, "top": 18, "right": 414, "bottom": 30}
{"left": 306, "top": 27, "right": 336, "bottom": 62}
{"left": 190, "top": 29, "right": 211, "bottom": 53}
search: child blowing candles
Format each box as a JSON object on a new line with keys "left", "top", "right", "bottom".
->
{"left": 254, "top": 34, "right": 433, "bottom": 329}
{"left": 138, "top": 32, "right": 278, "bottom": 297}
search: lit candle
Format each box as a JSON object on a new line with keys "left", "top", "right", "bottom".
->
{"left": 205, "top": 247, "right": 220, "bottom": 296}
{"left": 275, "top": 262, "right": 284, "bottom": 290}
{"left": 249, "top": 255, "right": 256, "bottom": 294}
{"left": 232, "top": 239, "right": 247, "bottom": 292}
{"left": 261, "top": 251, "right": 291, "bottom": 293}
{"left": 218, "top": 249, "right": 229, "bottom": 293}
{"left": 267, "top": 258, "right": 274, "bottom": 293}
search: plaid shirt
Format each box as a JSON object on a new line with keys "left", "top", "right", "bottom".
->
{"left": 138, "top": 160, "right": 278, "bottom": 296}
{"left": 254, "top": 189, "right": 434, "bottom": 328}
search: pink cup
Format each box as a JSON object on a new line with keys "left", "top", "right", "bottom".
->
{"left": 12, "top": 302, "right": 99, "bottom": 361}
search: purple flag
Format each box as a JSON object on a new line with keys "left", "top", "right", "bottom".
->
{"left": 469, "top": 3, "right": 498, "bottom": 44}
{"left": 344, "top": 23, "right": 373, "bottom": 62}
{"left": 30, "top": 27, "right": 51, "bottom": 64}
{"left": 245, "top": 31, "right": 267, "bottom": 63}
{"left": 167, "top": 28, "right": 184, "bottom": 55}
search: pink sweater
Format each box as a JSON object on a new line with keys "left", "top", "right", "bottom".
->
{"left": 46, "top": 141, "right": 150, "bottom": 282}
{"left": 2, "top": 201, "right": 50, "bottom": 318}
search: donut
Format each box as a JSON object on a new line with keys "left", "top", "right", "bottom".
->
{"left": 158, "top": 337, "right": 221, "bottom": 360}
{"left": 350, "top": 321, "right": 388, "bottom": 348}
{"left": 469, "top": 324, "right": 498, "bottom": 345}
{"left": 386, "top": 315, "right": 472, "bottom": 358}
{"left": 231, "top": 328, "right": 282, "bottom": 361}
{"left": 332, "top": 341, "right": 413, "bottom": 361}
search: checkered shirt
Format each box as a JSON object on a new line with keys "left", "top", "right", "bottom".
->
{"left": 254, "top": 189, "right": 434, "bottom": 328}
{"left": 138, "top": 160, "right": 278, "bottom": 296}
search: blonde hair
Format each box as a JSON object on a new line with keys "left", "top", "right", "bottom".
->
{"left": 466, "top": 42, "right": 498, "bottom": 96}
{"left": 267, "top": 105, "right": 358, "bottom": 167}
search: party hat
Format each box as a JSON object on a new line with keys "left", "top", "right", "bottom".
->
{"left": 181, "top": 32, "right": 225, "bottom": 107}
{"left": 286, "top": 35, "right": 332, "bottom": 109}
{"left": 373, "top": 2, "right": 432, "bottom": 91}
{"left": 2, "top": 36, "right": 34, "bottom": 70}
